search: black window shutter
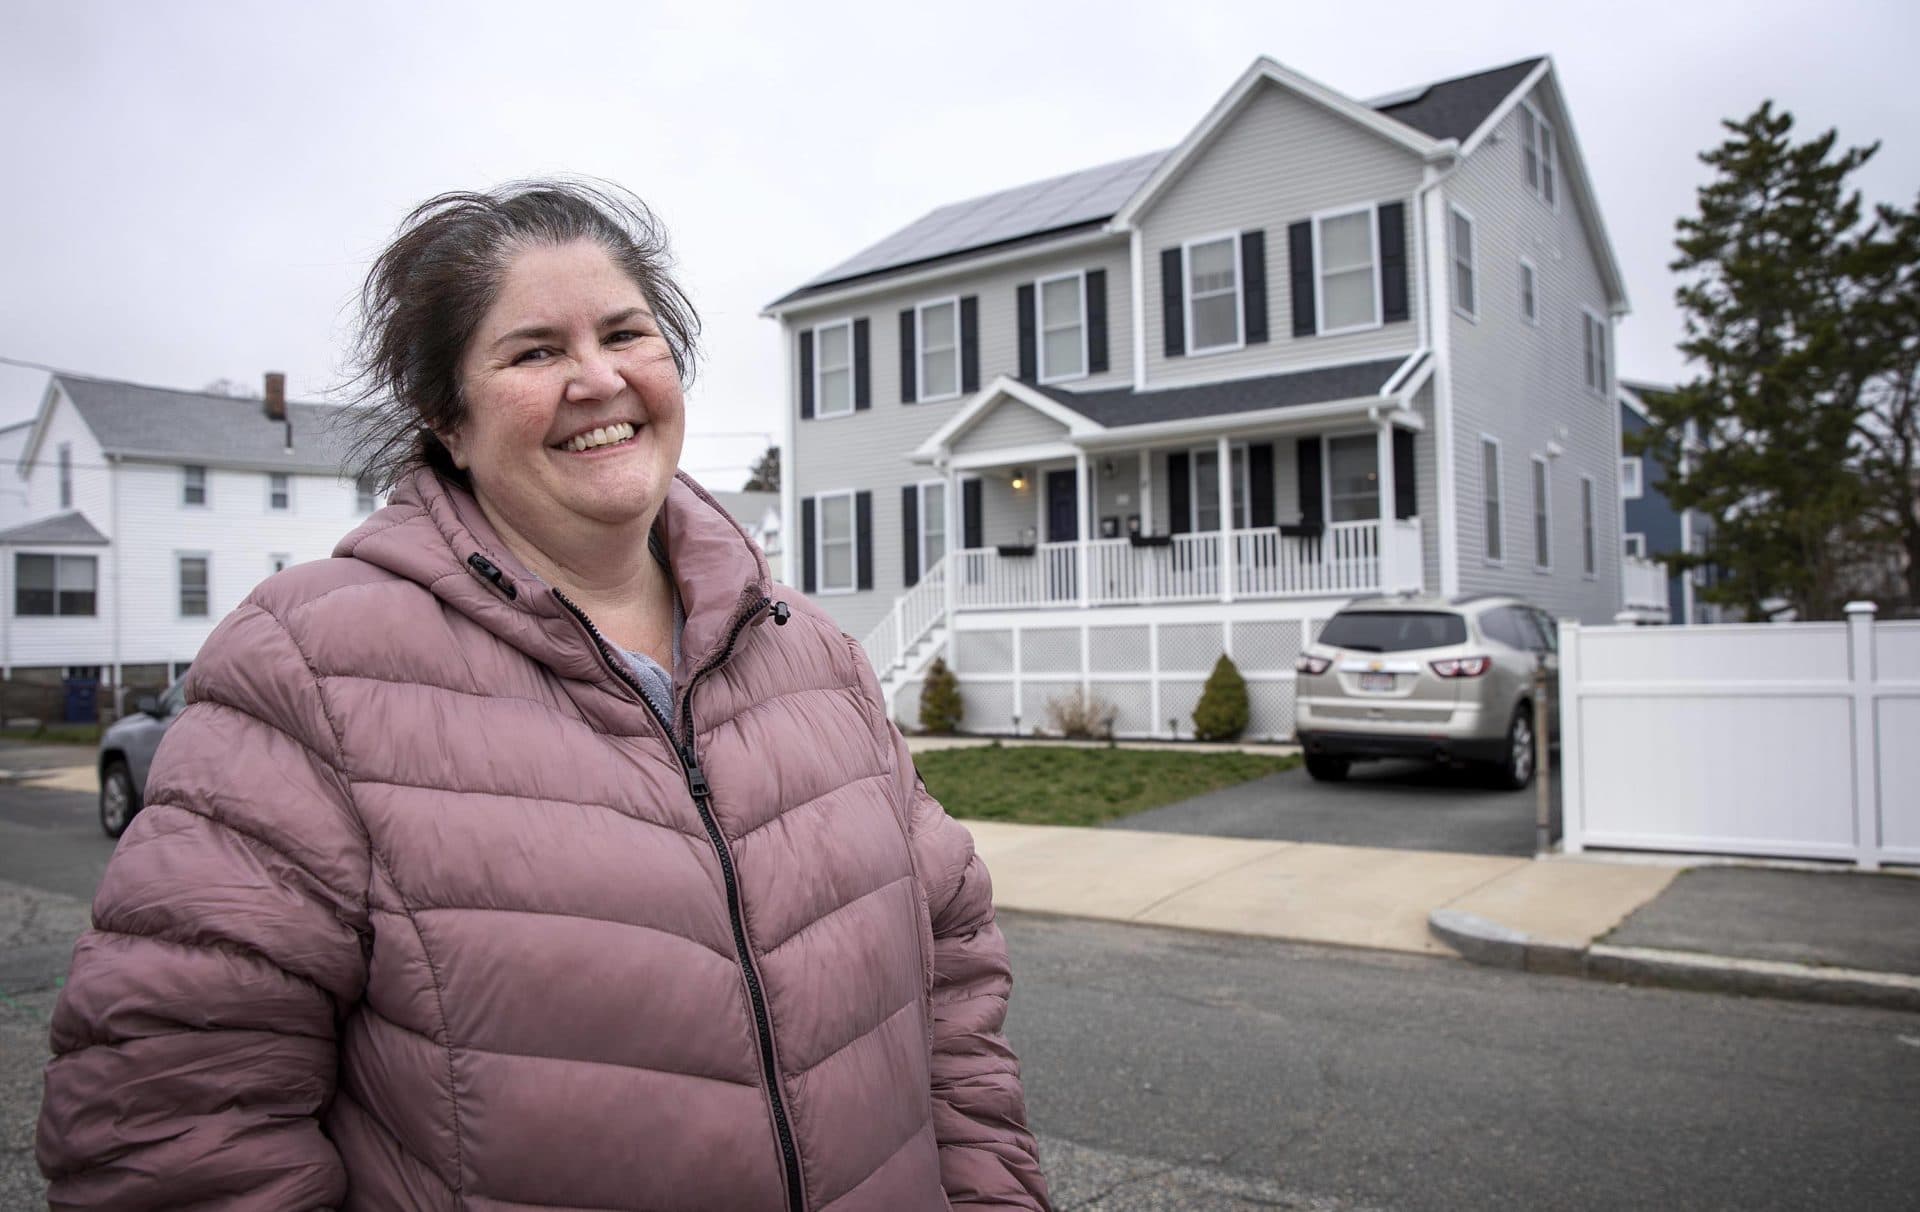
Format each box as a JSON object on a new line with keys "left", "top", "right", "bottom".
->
{"left": 1086, "top": 270, "right": 1109, "bottom": 373}
{"left": 963, "top": 478, "right": 982, "bottom": 549}
{"left": 852, "top": 319, "right": 870, "bottom": 410}
{"left": 800, "top": 496, "right": 817, "bottom": 593}
{"left": 1167, "top": 452, "right": 1191, "bottom": 533}
{"left": 898, "top": 310, "right": 917, "bottom": 403}
{"left": 1016, "top": 284, "right": 1037, "bottom": 380}
{"left": 1249, "top": 442, "right": 1275, "bottom": 528}
{"left": 960, "top": 296, "right": 979, "bottom": 392}
{"left": 1160, "top": 247, "right": 1185, "bottom": 357}
{"left": 1393, "top": 428, "right": 1417, "bottom": 520}
{"left": 901, "top": 485, "right": 920, "bottom": 586}
{"left": 1288, "top": 222, "right": 1316, "bottom": 337}
{"left": 1296, "top": 439, "right": 1324, "bottom": 529}
{"left": 798, "top": 329, "right": 815, "bottom": 419}
{"left": 1379, "top": 202, "right": 1409, "bottom": 324}
{"left": 1241, "top": 230, "right": 1268, "bottom": 344}
{"left": 855, "top": 490, "right": 873, "bottom": 590}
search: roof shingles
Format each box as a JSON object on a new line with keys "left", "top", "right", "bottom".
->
{"left": 51, "top": 376, "right": 359, "bottom": 474}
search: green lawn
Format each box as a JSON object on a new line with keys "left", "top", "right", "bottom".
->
{"left": 915, "top": 743, "right": 1297, "bottom": 827}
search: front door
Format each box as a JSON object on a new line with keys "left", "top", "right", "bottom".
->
{"left": 1045, "top": 470, "right": 1078, "bottom": 601}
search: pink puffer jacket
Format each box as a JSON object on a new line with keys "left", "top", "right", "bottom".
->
{"left": 37, "top": 468, "right": 1049, "bottom": 1211}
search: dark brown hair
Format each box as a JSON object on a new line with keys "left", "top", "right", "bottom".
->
{"left": 340, "top": 179, "right": 700, "bottom": 490}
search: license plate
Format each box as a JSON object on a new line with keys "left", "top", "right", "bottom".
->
{"left": 1358, "top": 673, "right": 1395, "bottom": 692}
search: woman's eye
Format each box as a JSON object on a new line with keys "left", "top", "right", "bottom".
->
{"left": 606, "top": 329, "right": 644, "bottom": 346}
{"left": 511, "top": 347, "right": 553, "bottom": 366}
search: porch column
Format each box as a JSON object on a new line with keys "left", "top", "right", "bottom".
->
{"left": 1217, "top": 434, "right": 1235, "bottom": 603}
{"left": 1376, "top": 417, "right": 1396, "bottom": 592}
{"left": 1139, "top": 451, "right": 1152, "bottom": 535}
{"left": 943, "top": 460, "right": 959, "bottom": 646}
{"left": 1074, "top": 450, "right": 1090, "bottom": 608}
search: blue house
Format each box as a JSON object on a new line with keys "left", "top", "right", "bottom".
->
{"left": 1618, "top": 380, "right": 1719, "bottom": 624}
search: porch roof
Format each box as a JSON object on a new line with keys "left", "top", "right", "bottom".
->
{"left": 0, "top": 511, "right": 110, "bottom": 547}
{"left": 1030, "top": 357, "right": 1408, "bottom": 429}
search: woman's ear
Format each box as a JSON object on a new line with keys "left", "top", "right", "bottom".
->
{"left": 435, "top": 427, "right": 470, "bottom": 471}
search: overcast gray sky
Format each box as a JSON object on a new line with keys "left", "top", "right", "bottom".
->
{"left": 4, "top": 0, "right": 1916, "bottom": 489}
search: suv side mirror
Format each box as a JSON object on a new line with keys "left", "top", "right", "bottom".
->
{"left": 136, "top": 695, "right": 163, "bottom": 718}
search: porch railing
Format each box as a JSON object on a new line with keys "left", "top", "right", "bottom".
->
{"left": 949, "top": 518, "right": 1419, "bottom": 612}
{"left": 1622, "top": 555, "right": 1670, "bottom": 614}
{"left": 861, "top": 553, "right": 949, "bottom": 674}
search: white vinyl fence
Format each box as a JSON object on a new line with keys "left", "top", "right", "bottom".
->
{"left": 1560, "top": 603, "right": 1920, "bottom": 869}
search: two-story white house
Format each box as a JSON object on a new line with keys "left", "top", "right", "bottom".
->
{"left": 0, "top": 372, "right": 381, "bottom": 718}
{"left": 766, "top": 55, "right": 1629, "bottom": 739}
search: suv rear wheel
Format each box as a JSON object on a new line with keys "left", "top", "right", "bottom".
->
{"left": 1305, "top": 754, "right": 1351, "bottom": 783}
{"left": 100, "top": 758, "right": 140, "bottom": 838}
{"left": 1489, "top": 707, "right": 1535, "bottom": 791}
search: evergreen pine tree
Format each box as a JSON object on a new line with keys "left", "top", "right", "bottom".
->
{"left": 918, "top": 657, "right": 963, "bottom": 735}
{"left": 1191, "top": 654, "right": 1249, "bottom": 742}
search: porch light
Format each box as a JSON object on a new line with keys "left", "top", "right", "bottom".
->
{"left": 1010, "top": 468, "right": 1027, "bottom": 491}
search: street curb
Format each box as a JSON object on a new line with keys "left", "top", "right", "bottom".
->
{"left": 1428, "top": 910, "right": 1920, "bottom": 1013}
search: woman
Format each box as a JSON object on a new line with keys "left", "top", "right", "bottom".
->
{"left": 37, "top": 182, "right": 1050, "bottom": 1211}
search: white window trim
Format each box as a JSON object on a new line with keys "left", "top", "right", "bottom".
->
{"left": 1185, "top": 442, "right": 1252, "bottom": 532}
{"left": 176, "top": 550, "right": 212, "bottom": 619}
{"left": 1449, "top": 204, "right": 1478, "bottom": 322}
{"left": 1520, "top": 101, "right": 1559, "bottom": 210}
{"left": 914, "top": 479, "right": 951, "bottom": 573}
{"left": 1623, "top": 532, "right": 1647, "bottom": 559}
{"left": 1480, "top": 434, "right": 1505, "bottom": 565}
{"left": 1531, "top": 454, "right": 1553, "bottom": 572}
{"left": 267, "top": 471, "right": 293, "bottom": 512}
{"left": 811, "top": 318, "right": 856, "bottom": 419}
{"left": 1182, "top": 230, "right": 1245, "bottom": 355}
{"left": 1620, "top": 456, "right": 1643, "bottom": 500}
{"left": 914, "top": 296, "right": 962, "bottom": 403}
{"left": 182, "top": 464, "right": 209, "bottom": 508}
{"left": 1518, "top": 256, "right": 1538, "bottom": 326}
{"left": 1582, "top": 308, "right": 1610, "bottom": 396}
{"left": 1311, "top": 203, "right": 1383, "bottom": 337}
{"left": 813, "top": 488, "right": 857, "bottom": 596}
{"left": 269, "top": 552, "right": 291, "bottom": 576}
{"left": 354, "top": 474, "right": 379, "bottom": 514}
{"left": 1035, "top": 270, "right": 1089, "bottom": 384}
{"left": 15, "top": 552, "right": 99, "bottom": 617}
{"left": 1321, "top": 432, "right": 1384, "bottom": 525}
{"left": 1579, "top": 473, "right": 1598, "bottom": 579}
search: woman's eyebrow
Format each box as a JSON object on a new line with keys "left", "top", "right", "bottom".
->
{"left": 492, "top": 308, "right": 655, "bottom": 349}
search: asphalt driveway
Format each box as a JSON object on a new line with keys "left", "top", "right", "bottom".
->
{"left": 1109, "top": 757, "right": 1563, "bottom": 857}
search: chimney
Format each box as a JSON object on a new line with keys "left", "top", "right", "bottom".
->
{"left": 263, "top": 372, "right": 287, "bottom": 421}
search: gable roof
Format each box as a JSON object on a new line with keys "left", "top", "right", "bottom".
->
{"left": 770, "top": 57, "right": 1542, "bottom": 309}
{"left": 0, "top": 510, "right": 110, "bottom": 547}
{"left": 32, "top": 375, "right": 361, "bottom": 476}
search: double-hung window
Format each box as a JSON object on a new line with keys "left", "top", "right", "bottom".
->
{"left": 1620, "top": 456, "right": 1643, "bottom": 500}
{"left": 1531, "top": 455, "right": 1552, "bottom": 570}
{"left": 1580, "top": 475, "right": 1597, "bottom": 576}
{"left": 917, "top": 481, "right": 947, "bottom": 570}
{"left": 1326, "top": 435, "right": 1382, "bottom": 523}
{"left": 1518, "top": 258, "right": 1537, "bottom": 325}
{"left": 916, "top": 300, "right": 959, "bottom": 401}
{"left": 1450, "top": 207, "right": 1477, "bottom": 319}
{"left": 15, "top": 553, "right": 96, "bottom": 616}
{"left": 1037, "top": 272, "right": 1086, "bottom": 381}
{"left": 355, "top": 473, "right": 378, "bottom": 513}
{"left": 1184, "top": 234, "right": 1242, "bottom": 352}
{"left": 1190, "top": 445, "right": 1250, "bottom": 532}
{"left": 1583, "top": 311, "right": 1610, "bottom": 393}
{"left": 57, "top": 443, "right": 72, "bottom": 510}
{"left": 1623, "top": 532, "right": 1647, "bottom": 559}
{"left": 814, "top": 320, "right": 854, "bottom": 417}
{"left": 178, "top": 554, "right": 210, "bottom": 617}
{"left": 182, "top": 465, "right": 207, "bottom": 507}
{"left": 1315, "top": 207, "right": 1380, "bottom": 333}
{"left": 815, "top": 490, "right": 855, "bottom": 594}
{"left": 268, "top": 473, "right": 291, "bottom": 511}
{"left": 1482, "top": 438, "right": 1504, "bottom": 562}
{"left": 1519, "top": 102, "right": 1557, "bottom": 206}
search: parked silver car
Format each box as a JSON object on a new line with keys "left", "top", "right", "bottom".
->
{"left": 1293, "top": 594, "right": 1560, "bottom": 789}
{"left": 96, "top": 677, "right": 186, "bottom": 837}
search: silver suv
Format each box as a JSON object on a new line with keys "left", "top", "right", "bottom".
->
{"left": 1293, "top": 594, "right": 1560, "bottom": 789}
{"left": 96, "top": 677, "right": 186, "bottom": 837}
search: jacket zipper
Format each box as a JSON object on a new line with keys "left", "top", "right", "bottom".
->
{"left": 549, "top": 588, "right": 806, "bottom": 1212}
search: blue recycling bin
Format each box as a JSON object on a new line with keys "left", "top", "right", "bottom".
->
{"left": 62, "top": 677, "right": 98, "bottom": 724}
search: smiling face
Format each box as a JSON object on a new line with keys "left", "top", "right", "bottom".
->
{"left": 444, "top": 240, "right": 687, "bottom": 561}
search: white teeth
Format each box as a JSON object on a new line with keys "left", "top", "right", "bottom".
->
{"left": 562, "top": 422, "right": 636, "bottom": 452}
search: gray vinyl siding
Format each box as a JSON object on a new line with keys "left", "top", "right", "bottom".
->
{"left": 953, "top": 401, "right": 1068, "bottom": 455}
{"left": 787, "top": 239, "right": 1132, "bottom": 639}
{"left": 1411, "top": 381, "right": 1441, "bottom": 591}
{"left": 1138, "top": 80, "right": 1425, "bottom": 389}
{"left": 1445, "top": 81, "right": 1621, "bottom": 624}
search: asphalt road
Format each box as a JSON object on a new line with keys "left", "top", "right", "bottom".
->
{"left": 1110, "top": 758, "right": 1563, "bottom": 857}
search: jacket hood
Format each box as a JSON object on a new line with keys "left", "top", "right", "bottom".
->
{"left": 335, "top": 467, "right": 774, "bottom": 687}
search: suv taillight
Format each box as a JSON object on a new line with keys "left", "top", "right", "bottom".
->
{"left": 1430, "top": 656, "right": 1491, "bottom": 678}
{"left": 1295, "top": 654, "right": 1331, "bottom": 675}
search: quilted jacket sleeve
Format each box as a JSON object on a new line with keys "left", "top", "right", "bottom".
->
{"left": 37, "top": 601, "right": 372, "bottom": 1211}
{"left": 888, "top": 724, "right": 1050, "bottom": 1211}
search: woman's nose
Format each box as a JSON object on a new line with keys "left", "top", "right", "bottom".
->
{"left": 565, "top": 348, "right": 624, "bottom": 402}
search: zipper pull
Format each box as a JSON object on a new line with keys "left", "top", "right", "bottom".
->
{"left": 466, "top": 553, "right": 518, "bottom": 600}
{"left": 771, "top": 600, "right": 790, "bottom": 626}
{"left": 679, "top": 744, "right": 711, "bottom": 802}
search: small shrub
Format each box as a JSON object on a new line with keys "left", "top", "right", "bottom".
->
{"left": 918, "top": 657, "right": 964, "bottom": 734}
{"left": 1043, "top": 688, "right": 1119, "bottom": 740}
{"left": 1192, "top": 654, "right": 1250, "bottom": 741}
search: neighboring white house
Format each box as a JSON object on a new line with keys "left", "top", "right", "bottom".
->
{"left": 766, "top": 54, "right": 1631, "bottom": 738}
{"left": 708, "top": 489, "right": 783, "bottom": 583}
{"left": 0, "top": 372, "right": 380, "bottom": 712}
